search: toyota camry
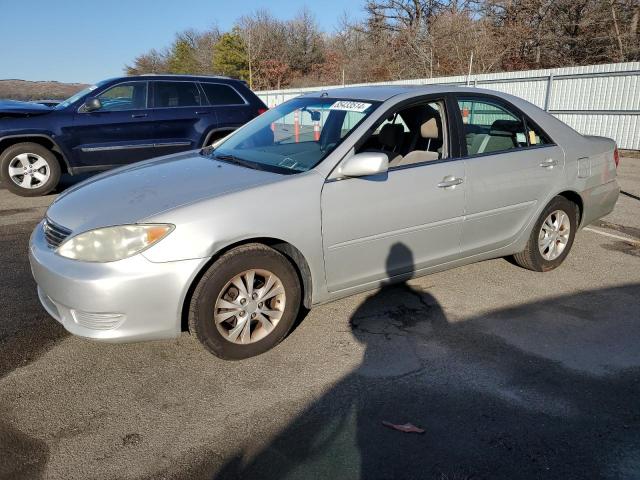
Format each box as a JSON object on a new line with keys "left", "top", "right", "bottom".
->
{"left": 29, "top": 85, "right": 620, "bottom": 359}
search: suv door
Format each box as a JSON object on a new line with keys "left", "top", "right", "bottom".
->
{"left": 321, "top": 97, "right": 465, "bottom": 293}
{"left": 70, "top": 81, "right": 155, "bottom": 168}
{"left": 199, "top": 81, "right": 254, "bottom": 143}
{"left": 150, "top": 80, "right": 211, "bottom": 155}
{"left": 455, "top": 96, "right": 565, "bottom": 255}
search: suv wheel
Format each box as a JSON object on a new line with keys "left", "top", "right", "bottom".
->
{"left": 188, "top": 243, "right": 301, "bottom": 360}
{"left": 512, "top": 196, "right": 578, "bottom": 272}
{"left": 0, "top": 143, "right": 61, "bottom": 197}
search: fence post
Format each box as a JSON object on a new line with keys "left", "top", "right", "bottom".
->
{"left": 544, "top": 73, "right": 554, "bottom": 111}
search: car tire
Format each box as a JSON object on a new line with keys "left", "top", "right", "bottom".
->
{"left": 188, "top": 243, "right": 301, "bottom": 360}
{"left": 512, "top": 196, "right": 578, "bottom": 272}
{"left": 0, "top": 143, "right": 61, "bottom": 197}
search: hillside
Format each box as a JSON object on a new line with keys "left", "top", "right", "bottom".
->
{"left": 0, "top": 79, "right": 87, "bottom": 101}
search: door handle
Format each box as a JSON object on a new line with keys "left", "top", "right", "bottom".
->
{"left": 195, "top": 111, "right": 210, "bottom": 115}
{"left": 131, "top": 113, "right": 147, "bottom": 118}
{"left": 539, "top": 158, "right": 558, "bottom": 168}
{"left": 437, "top": 176, "right": 464, "bottom": 188}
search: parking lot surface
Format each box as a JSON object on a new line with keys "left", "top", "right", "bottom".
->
{"left": 1, "top": 158, "right": 639, "bottom": 480}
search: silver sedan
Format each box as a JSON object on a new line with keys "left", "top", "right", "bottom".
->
{"left": 29, "top": 85, "right": 620, "bottom": 359}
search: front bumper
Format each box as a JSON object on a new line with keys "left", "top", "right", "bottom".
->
{"left": 29, "top": 221, "right": 208, "bottom": 342}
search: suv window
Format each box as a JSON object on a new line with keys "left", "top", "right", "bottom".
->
{"left": 97, "top": 82, "right": 147, "bottom": 111}
{"left": 200, "top": 83, "right": 245, "bottom": 105}
{"left": 458, "top": 98, "right": 527, "bottom": 156}
{"left": 153, "top": 81, "right": 202, "bottom": 108}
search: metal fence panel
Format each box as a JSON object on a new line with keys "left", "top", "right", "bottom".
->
{"left": 257, "top": 62, "right": 640, "bottom": 150}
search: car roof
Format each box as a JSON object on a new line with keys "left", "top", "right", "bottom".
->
{"left": 303, "top": 84, "right": 499, "bottom": 102}
{"left": 107, "top": 74, "right": 244, "bottom": 83}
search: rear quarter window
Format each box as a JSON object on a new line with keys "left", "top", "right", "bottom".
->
{"left": 153, "top": 81, "right": 202, "bottom": 107}
{"left": 201, "top": 83, "right": 246, "bottom": 106}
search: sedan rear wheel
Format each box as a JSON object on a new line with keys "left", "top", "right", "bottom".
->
{"left": 538, "top": 210, "right": 571, "bottom": 261}
{"left": 513, "top": 196, "right": 578, "bottom": 272}
{"left": 188, "top": 243, "right": 301, "bottom": 359}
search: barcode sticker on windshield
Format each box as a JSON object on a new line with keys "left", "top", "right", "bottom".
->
{"left": 329, "top": 101, "right": 372, "bottom": 112}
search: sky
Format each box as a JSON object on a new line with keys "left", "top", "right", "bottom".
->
{"left": 0, "top": 0, "right": 363, "bottom": 84}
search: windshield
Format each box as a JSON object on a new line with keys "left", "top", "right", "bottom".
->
{"left": 55, "top": 80, "right": 107, "bottom": 110}
{"left": 205, "top": 97, "right": 380, "bottom": 174}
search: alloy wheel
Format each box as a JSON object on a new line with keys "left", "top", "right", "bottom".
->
{"left": 538, "top": 209, "right": 571, "bottom": 261}
{"left": 8, "top": 153, "right": 50, "bottom": 189}
{"left": 214, "top": 269, "right": 286, "bottom": 344}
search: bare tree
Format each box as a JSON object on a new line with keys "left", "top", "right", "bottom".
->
{"left": 126, "top": 0, "right": 640, "bottom": 86}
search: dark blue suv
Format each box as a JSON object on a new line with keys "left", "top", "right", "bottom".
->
{"left": 0, "top": 75, "right": 267, "bottom": 196}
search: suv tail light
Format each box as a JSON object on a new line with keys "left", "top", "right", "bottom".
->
{"left": 613, "top": 147, "right": 620, "bottom": 168}
{"left": 257, "top": 108, "right": 268, "bottom": 115}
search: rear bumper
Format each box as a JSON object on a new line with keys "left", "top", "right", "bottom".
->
{"left": 29, "top": 220, "right": 207, "bottom": 342}
{"left": 580, "top": 179, "right": 620, "bottom": 228}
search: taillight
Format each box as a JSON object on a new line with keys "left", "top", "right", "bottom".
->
{"left": 613, "top": 147, "right": 620, "bottom": 168}
{"left": 257, "top": 108, "right": 268, "bottom": 115}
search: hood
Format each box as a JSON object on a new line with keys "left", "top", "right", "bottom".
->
{"left": 46, "top": 152, "right": 283, "bottom": 233}
{"left": 0, "top": 99, "right": 53, "bottom": 117}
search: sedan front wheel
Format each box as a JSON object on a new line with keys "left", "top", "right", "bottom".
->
{"left": 188, "top": 243, "right": 301, "bottom": 359}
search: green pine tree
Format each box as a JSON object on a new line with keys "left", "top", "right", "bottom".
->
{"left": 167, "top": 39, "right": 199, "bottom": 74}
{"left": 212, "top": 30, "right": 249, "bottom": 80}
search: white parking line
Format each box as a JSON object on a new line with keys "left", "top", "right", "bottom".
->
{"left": 583, "top": 227, "right": 640, "bottom": 244}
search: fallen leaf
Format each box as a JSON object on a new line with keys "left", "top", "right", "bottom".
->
{"left": 382, "top": 421, "right": 425, "bottom": 434}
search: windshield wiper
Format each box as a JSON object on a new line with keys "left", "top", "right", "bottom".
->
{"left": 213, "top": 153, "right": 261, "bottom": 171}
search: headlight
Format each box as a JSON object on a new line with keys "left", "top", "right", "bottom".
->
{"left": 57, "top": 224, "right": 174, "bottom": 262}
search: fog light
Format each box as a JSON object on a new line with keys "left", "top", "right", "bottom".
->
{"left": 71, "top": 310, "right": 125, "bottom": 330}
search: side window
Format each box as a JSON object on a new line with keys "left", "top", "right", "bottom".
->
{"left": 97, "top": 82, "right": 147, "bottom": 111}
{"left": 200, "top": 83, "right": 245, "bottom": 105}
{"left": 153, "top": 81, "right": 202, "bottom": 108}
{"left": 458, "top": 98, "right": 527, "bottom": 156}
{"left": 356, "top": 100, "right": 448, "bottom": 167}
{"left": 374, "top": 113, "right": 410, "bottom": 134}
{"left": 526, "top": 119, "right": 552, "bottom": 146}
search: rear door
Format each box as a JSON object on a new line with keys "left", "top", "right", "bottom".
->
{"left": 199, "top": 82, "right": 255, "bottom": 141}
{"left": 455, "top": 95, "right": 565, "bottom": 256}
{"left": 69, "top": 80, "right": 156, "bottom": 168}
{"left": 150, "top": 80, "right": 210, "bottom": 155}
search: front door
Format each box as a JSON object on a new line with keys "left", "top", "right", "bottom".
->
{"left": 69, "top": 80, "right": 156, "bottom": 168}
{"left": 321, "top": 98, "right": 465, "bottom": 293}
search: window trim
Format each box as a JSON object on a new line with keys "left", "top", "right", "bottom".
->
{"left": 77, "top": 80, "right": 149, "bottom": 113}
{"left": 149, "top": 80, "right": 205, "bottom": 109}
{"left": 455, "top": 93, "right": 557, "bottom": 159}
{"left": 198, "top": 81, "right": 249, "bottom": 107}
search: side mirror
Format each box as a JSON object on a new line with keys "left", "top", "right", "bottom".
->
{"left": 83, "top": 97, "right": 102, "bottom": 112}
{"left": 338, "top": 152, "right": 389, "bottom": 178}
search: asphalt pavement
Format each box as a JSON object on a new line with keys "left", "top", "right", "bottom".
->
{"left": 1, "top": 158, "right": 639, "bottom": 480}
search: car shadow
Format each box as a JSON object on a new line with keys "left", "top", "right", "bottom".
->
{"left": 193, "top": 243, "right": 640, "bottom": 480}
{"left": 0, "top": 221, "right": 68, "bottom": 379}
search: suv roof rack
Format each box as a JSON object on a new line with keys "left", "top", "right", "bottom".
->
{"left": 137, "top": 73, "right": 237, "bottom": 80}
